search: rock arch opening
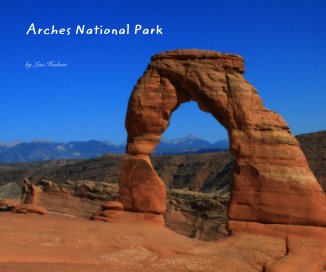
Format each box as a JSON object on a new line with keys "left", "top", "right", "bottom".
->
{"left": 119, "top": 49, "right": 326, "bottom": 231}
{"left": 158, "top": 101, "right": 228, "bottom": 149}
{"left": 151, "top": 100, "right": 232, "bottom": 191}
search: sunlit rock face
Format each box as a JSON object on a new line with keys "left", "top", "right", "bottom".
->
{"left": 120, "top": 49, "right": 326, "bottom": 227}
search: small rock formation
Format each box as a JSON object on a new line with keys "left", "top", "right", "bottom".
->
{"left": 91, "top": 201, "right": 164, "bottom": 226}
{"left": 12, "top": 204, "right": 48, "bottom": 215}
{"left": 21, "top": 177, "right": 42, "bottom": 205}
{"left": 101, "top": 201, "right": 124, "bottom": 211}
{"left": 17, "top": 178, "right": 47, "bottom": 215}
{"left": 120, "top": 49, "right": 326, "bottom": 229}
{"left": 92, "top": 201, "right": 124, "bottom": 221}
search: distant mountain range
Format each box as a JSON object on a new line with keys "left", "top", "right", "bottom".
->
{"left": 0, "top": 136, "right": 229, "bottom": 163}
{"left": 0, "top": 131, "right": 324, "bottom": 194}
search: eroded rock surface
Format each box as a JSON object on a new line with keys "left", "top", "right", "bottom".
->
{"left": 0, "top": 213, "right": 324, "bottom": 272}
{"left": 12, "top": 204, "right": 48, "bottom": 215}
{"left": 120, "top": 49, "right": 326, "bottom": 228}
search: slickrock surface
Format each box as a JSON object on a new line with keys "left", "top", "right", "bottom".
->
{"left": 120, "top": 49, "right": 326, "bottom": 228}
{"left": 12, "top": 203, "right": 48, "bottom": 215}
{"left": 0, "top": 213, "right": 324, "bottom": 272}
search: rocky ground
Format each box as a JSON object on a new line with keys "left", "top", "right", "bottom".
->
{"left": 0, "top": 212, "right": 324, "bottom": 272}
{"left": 0, "top": 179, "right": 231, "bottom": 241}
{"left": 33, "top": 180, "right": 230, "bottom": 241}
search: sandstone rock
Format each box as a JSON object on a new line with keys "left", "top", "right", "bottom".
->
{"left": 38, "top": 190, "right": 102, "bottom": 218}
{"left": 18, "top": 181, "right": 47, "bottom": 214}
{"left": 119, "top": 155, "right": 166, "bottom": 213}
{"left": 121, "top": 211, "right": 165, "bottom": 226}
{"left": 120, "top": 49, "right": 326, "bottom": 228}
{"left": 12, "top": 204, "right": 48, "bottom": 215}
{"left": 91, "top": 215, "right": 112, "bottom": 222}
{"left": 227, "top": 221, "right": 326, "bottom": 272}
{"left": 101, "top": 201, "right": 124, "bottom": 211}
{"left": 91, "top": 197, "right": 163, "bottom": 226}
{"left": 98, "top": 210, "right": 123, "bottom": 219}
{"left": 40, "top": 179, "right": 119, "bottom": 202}
{"left": 23, "top": 184, "right": 42, "bottom": 205}
{"left": 91, "top": 210, "right": 123, "bottom": 223}
{"left": 0, "top": 198, "right": 16, "bottom": 211}
{"left": 39, "top": 179, "right": 61, "bottom": 191}
{"left": 91, "top": 210, "right": 164, "bottom": 226}
{"left": 0, "top": 212, "right": 292, "bottom": 272}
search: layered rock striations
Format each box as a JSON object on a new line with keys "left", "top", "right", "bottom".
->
{"left": 120, "top": 49, "right": 326, "bottom": 228}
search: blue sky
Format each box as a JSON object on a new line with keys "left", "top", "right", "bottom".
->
{"left": 0, "top": 0, "right": 325, "bottom": 144}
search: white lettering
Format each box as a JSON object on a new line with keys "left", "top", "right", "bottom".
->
{"left": 26, "top": 23, "right": 36, "bottom": 35}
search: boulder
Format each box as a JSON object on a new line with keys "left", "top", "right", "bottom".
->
{"left": 101, "top": 201, "right": 124, "bottom": 211}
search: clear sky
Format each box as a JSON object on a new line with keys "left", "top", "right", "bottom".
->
{"left": 0, "top": 0, "right": 325, "bottom": 144}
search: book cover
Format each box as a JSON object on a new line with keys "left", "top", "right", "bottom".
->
{"left": 0, "top": 0, "right": 325, "bottom": 271}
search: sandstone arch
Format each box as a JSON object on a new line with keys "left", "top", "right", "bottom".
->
{"left": 119, "top": 50, "right": 326, "bottom": 229}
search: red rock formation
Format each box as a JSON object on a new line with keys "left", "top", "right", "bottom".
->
{"left": 12, "top": 204, "right": 48, "bottom": 215}
{"left": 227, "top": 221, "right": 326, "bottom": 271}
{"left": 0, "top": 198, "right": 17, "bottom": 211}
{"left": 16, "top": 181, "right": 48, "bottom": 215}
{"left": 101, "top": 201, "right": 124, "bottom": 211}
{"left": 120, "top": 49, "right": 326, "bottom": 228}
{"left": 91, "top": 200, "right": 164, "bottom": 226}
{"left": 22, "top": 184, "right": 42, "bottom": 206}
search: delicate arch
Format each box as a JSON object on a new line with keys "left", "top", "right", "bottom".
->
{"left": 119, "top": 50, "right": 326, "bottom": 228}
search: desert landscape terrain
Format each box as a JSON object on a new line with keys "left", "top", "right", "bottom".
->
{"left": 0, "top": 211, "right": 325, "bottom": 272}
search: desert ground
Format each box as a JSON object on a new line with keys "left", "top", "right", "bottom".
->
{"left": 1, "top": 212, "right": 325, "bottom": 272}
